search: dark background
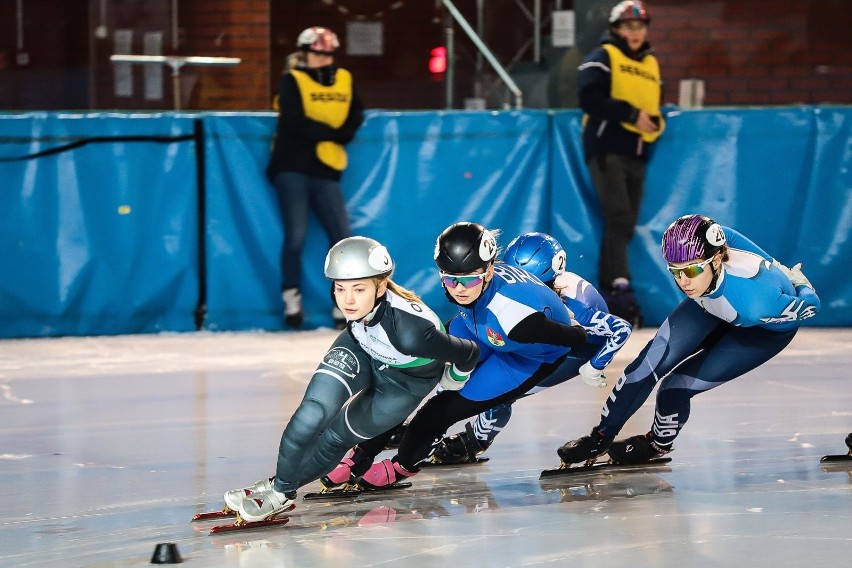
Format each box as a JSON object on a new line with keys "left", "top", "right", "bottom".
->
{"left": 0, "top": 0, "right": 849, "bottom": 111}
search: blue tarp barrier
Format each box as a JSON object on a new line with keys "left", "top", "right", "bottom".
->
{"left": 0, "top": 107, "right": 848, "bottom": 338}
{"left": 0, "top": 113, "right": 199, "bottom": 337}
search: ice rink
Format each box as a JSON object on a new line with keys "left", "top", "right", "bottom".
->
{"left": 1, "top": 327, "right": 850, "bottom": 567}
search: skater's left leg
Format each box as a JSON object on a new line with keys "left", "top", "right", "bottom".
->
{"left": 292, "top": 367, "right": 439, "bottom": 488}
{"left": 609, "top": 325, "right": 797, "bottom": 464}
{"left": 651, "top": 325, "right": 797, "bottom": 450}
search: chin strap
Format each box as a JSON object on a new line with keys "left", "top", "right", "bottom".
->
{"left": 700, "top": 263, "right": 723, "bottom": 297}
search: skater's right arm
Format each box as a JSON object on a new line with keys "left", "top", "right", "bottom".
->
{"left": 392, "top": 310, "right": 481, "bottom": 373}
{"left": 507, "top": 312, "right": 588, "bottom": 348}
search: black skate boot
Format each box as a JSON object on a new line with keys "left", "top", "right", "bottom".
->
{"left": 432, "top": 423, "right": 485, "bottom": 465}
{"left": 601, "top": 281, "right": 643, "bottom": 328}
{"left": 557, "top": 426, "right": 614, "bottom": 465}
{"left": 608, "top": 432, "right": 671, "bottom": 465}
{"left": 384, "top": 423, "right": 408, "bottom": 450}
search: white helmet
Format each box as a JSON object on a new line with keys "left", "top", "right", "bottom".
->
{"left": 325, "top": 237, "right": 394, "bottom": 280}
{"left": 297, "top": 26, "right": 340, "bottom": 55}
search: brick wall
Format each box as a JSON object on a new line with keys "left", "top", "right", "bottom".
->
{"left": 650, "top": 0, "right": 852, "bottom": 105}
{"left": 0, "top": 0, "right": 849, "bottom": 110}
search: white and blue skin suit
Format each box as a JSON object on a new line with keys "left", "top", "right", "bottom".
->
{"left": 596, "top": 227, "right": 820, "bottom": 450}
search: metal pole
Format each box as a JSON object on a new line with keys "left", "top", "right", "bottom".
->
{"left": 445, "top": 24, "right": 454, "bottom": 109}
{"left": 533, "top": 0, "right": 541, "bottom": 64}
{"left": 441, "top": 0, "right": 522, "bottom": 109}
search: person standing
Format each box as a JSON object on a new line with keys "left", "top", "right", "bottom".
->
{"left": 557, "top": 214, "right": 820, "bottom": 466}
{"left": 268, "top": 26, "right": 364, "bottom": 329}
{"left": 578, "top": 0, "right": 664, "bottom": 327}
{"left": 224, "top": 236, "right": 480, "bottom": 522}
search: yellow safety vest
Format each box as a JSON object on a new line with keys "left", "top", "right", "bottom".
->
{"left": 602, "top": 43, "right": 665, "bottom": 143}
{"left": 290, "top": 68, "right": 353, "bottom": 171}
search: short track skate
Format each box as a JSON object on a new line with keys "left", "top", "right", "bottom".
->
{"left": 819, "top": 433, "right": 852, "bottom": 463}
{"left": 540, "top": 457, "right": 671, "bottom": 479}
{"left": 302, "top": 480, "right": 413, "bottom": 501}
{"left": 192, "top": 503, "right": 296, "bottom": 534}
{"left": 420, "top": 455, "right": 490, "bottom": 467}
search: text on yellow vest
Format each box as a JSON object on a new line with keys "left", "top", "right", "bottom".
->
{"left": 599, "top": 44, "right": 665, "bottom": 143}
{"left": 290, "top": 68, "right": 353, "bottom": 170}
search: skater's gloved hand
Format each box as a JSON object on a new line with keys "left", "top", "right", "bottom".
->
{"left": 439, "top": 363, "right": 470, "bottom": 391}
{"left": 579, "top": 361, "right": 607, "bottom": 388}
{"left": 772, "top": 260, "right": 814, "bottom": 289}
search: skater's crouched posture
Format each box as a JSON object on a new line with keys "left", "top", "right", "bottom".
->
{"left": 558, "top": 214, "right": 821, "bottom": 466}
{"left": 225, "top": 236, "right": 479, "bottom": 522}
{"left": 327, "top": 222, "right": 589, "bottom": 488}
{"left": 432, "top": 232, "right": 633, "bottom": 464}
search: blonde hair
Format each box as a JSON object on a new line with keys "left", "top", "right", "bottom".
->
{"left": 385, "top": 279, "right": 422, "bottom": 303}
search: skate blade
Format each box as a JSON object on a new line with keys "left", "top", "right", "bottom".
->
{"left": 208, "top": 504, "right": 296, "bottom": 534}
{"left": 421, "top": 456, "right": 490, "bottom": 467}
{"left": 820, "top": 454, "right": 852, "bottom": 463}
{"left": 302, "top": 487, "right": 363, "bottom": 501}
{"left": 192, "top": 509, "right": 236, "bottom": 522}
{"left": 540, "top": 457, "right": 672, "bottom": 479}
{"left": 209, "top": 515, "right": 290, "bottom": 534}
{"left": 356, "top": 481, "right": 413, "bottom": 492}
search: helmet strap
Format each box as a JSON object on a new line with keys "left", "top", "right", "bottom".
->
{"left": 700, "top": 257, "right": 723, "bottom": 297}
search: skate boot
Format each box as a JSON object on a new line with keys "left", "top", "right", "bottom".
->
{"left": 320, "top": 447, "right": 373, "bottom": 489}
{"left": 432, "top": 423, "right": 485, "bottom": 464}
{"left": 237, "top": 486, "right": 296, "bottom": 523}
{"left": 384, "top": 423, "right": 407, "bottom": 450}
{"left": 223, "top": 476, "right": 274, "bottom": 512}
{"left": 602, "top": 279, "right": 643, "bottom": 328}
{"left": 557, "top": 426, "right": 614, "bottom": 465}
{"left": 359, "top": 458, "right": 417, "bottom": 489}
{"left": 283, "top": 287, "right": 303, "bottom": 328}
{"left": 608, "top": 432, "right": 671, "bottom": 465}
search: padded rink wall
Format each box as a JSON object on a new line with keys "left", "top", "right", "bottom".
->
{"left": 0, "top": 107, "right": 849, "bottom": 338}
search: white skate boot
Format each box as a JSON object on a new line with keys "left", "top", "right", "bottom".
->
{"left": 223, "top": 477, "right": 274, "bottom": 512}
{"left": 238, "top": 486, "right": 296, "bottom": 523}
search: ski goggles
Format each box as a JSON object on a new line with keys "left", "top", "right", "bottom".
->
{"left": 440, "top": 272, "right": 487, "bottom": 289}
{"left": 667, "top": 257, "right": 713, "bottom": 280}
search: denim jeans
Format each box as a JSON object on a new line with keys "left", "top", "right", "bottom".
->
{"left": 272, "top": 171, "right": 351, "bottom": 290}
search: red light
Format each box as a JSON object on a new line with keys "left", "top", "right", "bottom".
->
{"left": 429, "top": 46, "right": 447, "bottom": 74}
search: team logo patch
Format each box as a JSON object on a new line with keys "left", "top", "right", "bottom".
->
{"left": 486, "top": 328, "right": 505, "bottom": 346}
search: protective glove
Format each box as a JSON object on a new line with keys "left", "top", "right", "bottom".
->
{"left": 439, "top": 363, "right": 471, "bottom": 391}
{"left": 772, "top": 260, "right": 814, "bottom": 289}
{"left": 579, "top": 361, "right": 607, "bottom": 388}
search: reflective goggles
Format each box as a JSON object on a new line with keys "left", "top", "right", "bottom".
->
{"left": 440, "top": 272, "right": 487, "bottom": 289}
{"left": 667, "top": 257, "right": 713, "bottom": 280}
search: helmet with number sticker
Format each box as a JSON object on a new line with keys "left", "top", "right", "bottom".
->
{"left": 662, "top": 214, "right": 726, "bottom": 263}
{"left": 503, "top": 232, "right": 566, "bottom": 285}
{"left": 434, "top": 222, "right": 498, "bottom": 274}
{"left": 325, "top": 237, "right": 394, "bottom": 280}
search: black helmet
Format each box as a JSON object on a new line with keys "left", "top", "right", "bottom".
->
{"left": 434, "top": 222, "right": 498, "bottom": 274}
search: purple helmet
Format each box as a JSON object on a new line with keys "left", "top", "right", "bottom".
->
{"left": 661, "top": 215, "right": 726, "bottom": 263}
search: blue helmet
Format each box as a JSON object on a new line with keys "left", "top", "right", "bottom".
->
{"left": 503, "top": 232, "right": 566, "bottom": 284}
